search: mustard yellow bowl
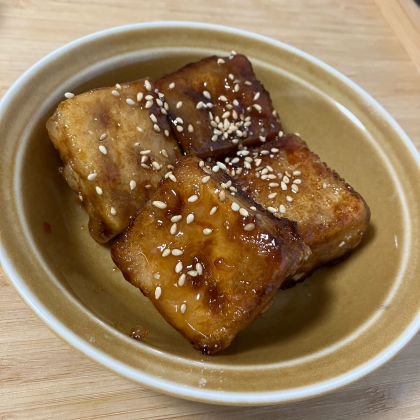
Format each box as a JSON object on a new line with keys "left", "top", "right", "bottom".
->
{"left": 0, "top": 22, "right": 419, "bottom": 405}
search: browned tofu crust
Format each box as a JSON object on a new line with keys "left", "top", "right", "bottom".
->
{"left": 156, "top": 53, "right": 282, "bottom": 159}
{"left": 47, "top": 78, "right": 182, "bottom": 243}
{"left": 111, "top": 156, "right": 309, "bottom": 354}
{"left": 224, "top": 134, "right": 371, "bottom": 287}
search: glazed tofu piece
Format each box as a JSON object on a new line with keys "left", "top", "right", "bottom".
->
{"left": 155, "top": 53, "right": 282, "bottom": 159}
{"left": 47, "top": 78, "right": 182, "bottom": 243}
{"left": 225, "top": 134, "right": 371, "bottom": 288}
{"left": 111, "top": 156, "right": 309, "bottom": 354}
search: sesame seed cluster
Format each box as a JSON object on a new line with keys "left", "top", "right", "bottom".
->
{"left": 156, "top": 52, "right": 282, "bottom": 159}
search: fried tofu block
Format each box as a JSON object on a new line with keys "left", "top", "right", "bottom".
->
{"left": 224, "top": 134, "right": 370, "bottom": 288}
{"left": 155, "top": 53, "right": 282, "bottom": 159}
{"left": 111, "top": 156, "right": 309, "bottom": 354}
{"left": 47, "top": 78, "right": 182, "bottom": 243}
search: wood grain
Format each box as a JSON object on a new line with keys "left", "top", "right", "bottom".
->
{"left": 1, "top": 1, "right": 420, "bottom": 418}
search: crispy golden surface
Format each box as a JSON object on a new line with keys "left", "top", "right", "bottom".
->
{"left": 224, "top": 134, "right": 370, "bottom": 287}
{"left": 111, "top": 156, "right": 309, "bottom": 354}
{"left": 47, "top": 78, "right": 181, "bottom": 243}
{"left": 156, "top": 54, "right": 282, "bottom": 159}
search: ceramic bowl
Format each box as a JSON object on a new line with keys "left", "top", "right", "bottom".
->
{"left": 0, "top": 22, "right": 419, "bottom": 405}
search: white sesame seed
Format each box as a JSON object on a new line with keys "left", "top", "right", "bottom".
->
{"left": 170, "top": 215, "right": 182, "bottom": 223}
{"left": 176, "top": 101, "right": 183, "bottom": 108}
{"left": 292, "top": 184, "right": 299, "bottom": 193}
{"left": 162, "top": 249, "right": 171, "bottom": 257}
{"left": 237, "top": 150, "right": 249, "bottom": 156}
{"left": 144, "top": 80, "right": 152, "bottom": 91}
{"left": 323, "top": 182, "right": 327, "bottom": 189}
{"left": 196, "top": 101, "right": 204, "bottom": 110}
{"left": 279, "top": 130, "right": 284, "bottom": 137}
{"left": 180, "top": 303, "right": 187, "bottom": 314}
{"left": 253, "top": 92, "right": 260, "bottom": 101}
{"left": 100, "top": 133, "right": 108, "bottom": 141}
{"left": 250, "top": 206, "right": 257, "bottom": 211}
{"left": 150, "top": 114, "right": 158, "bottom": 123}
{"left": 244, "top": 223, "right": 255, "bottom": 231}
{"left": 145, "top": 184, "right": 152, "bottom": 189}
{"left": 99, "top": 145, "right": 108, "bottom": 155}
{"left": 145, "top": 95, "right": 154, "bottom": 100}
{"left": 169, "top": 82, "right": 175, "bottom": 89}
{"left": 152, "top": 200, "right": 167, "bottom": 209}
{"left": 186, "top": 213, "right": 194, "bottom": 224}
{"left": 170, "top": 223, "right": 177, "bottom": 235}
{"left": 196, "top": 263, "right": 203, "bottom": 275}
{"left": 203, "top": 90, "right": 211, "bottom": 99}
{"left": 136, "top": 92, "right": 143, "bottom": 102}
{"left": 110, "top": 207, "right": 117, "bottom": 215}
{"left": 175, "top": 261, "right": 183, "bottom": 273}
{"left": 164, "top": 129, "right": 169, "bottom": 137}
{"left": 269, "top": 182, "right": 279, "bottom": 188}
{"left": 168, "top": 173, "right": 177, "bottom": 182}
{"left": 228, "top": 73, "right": 235, "bottom": 80}
{"left": 239, "top": 208, "right": 248, "bottom": 217}
{"left": 231, "top": 202, "right": 240, "bottom": 211}
{"left": 145, "top": 100, "right": 153, "bottom": 108}
{"left": 126, "top": 98, "right": 136, "bottom": 106}
{"left": 95, "top": 186, "right": 103, "bottom": 195}
{"left": 136, "top": 126, "right": 144, "bottom": 133}
{"left": 128, "top": 180, "right": 136, "bottom": 190}
{"left": 171, "top": 249, "right": 183, "bottom": 257}
{"left": 115, "top": 83, "right": 122, "bottom": 89}
{"left": 177, "top": 125, "right": 185, "bottom": 133}
{"left": 154, "top": 286, "right": 162, "bottom": 300}
{"left": 64, "top": 92, "right": 74, "bottom": 99}
{"left": 210, "top": 206, "right": 218, "bottom": 215}
{"left": 253, "top": 104, "right": 262, "bottom": 112}
{"left": 268, "top": 192, "right": 277, "bottom": 199}
{"left": 178, "top": 274, "right": 186, "bottom": 286}
{"left": 111, "top": 90, "right": 120, "bottom": 97}
{"left": 200, "top": 176, "right": 210, "bottom": 184}
{"left": 281, "top": 182, "right": 287, "bottom": 190}
{"left": 283, "top": 176, "right": 290, "bottom": 184}
{"left": 156, "top": 98, "right": 163, "bottom": 107}
{"left": 218, "top": 190, "right": 226, "bottom": 201}
{"left": 187, "top": 194, "right": 198, "bottom": 203}
{"left": 286, "top": 195, "right": 293, "bottom": 202}
{"left": 187, "top": 270, "right": 198, "bottom": 277}
{"left": 203, "top": 228, "right": 212, "bottom": 235}
{"left": 217, "top": 58, "right": 225, "bottom": 64}
{"left": 279, "top": 205, "right": 286, "bottom": 214}
{"left": 152, "top": 161, "right": 161, "bottom": 170}
{"left": 293, "top": 179, "right": 302, "bottom": 184}
{"left": 152, "top": 124, "right": 160, "bottom": 133}
{"left": 271, "top": 148, "right": 279, "bottom": 153}
{"left": 267, "top": 206, "right": 278, "bottom": 213}
{"left": 87, "top": 173, "right": 97, "bottom": 181}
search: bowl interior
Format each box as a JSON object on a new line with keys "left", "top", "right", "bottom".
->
{"left": 1, "top": 23, "right": 419, "bottom": 404}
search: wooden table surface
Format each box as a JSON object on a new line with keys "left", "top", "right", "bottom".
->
{"left": 1, "top": 1, "right": 420, "bottom": 418}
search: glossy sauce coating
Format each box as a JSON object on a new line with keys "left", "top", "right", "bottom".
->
{"left": 225, "top": 134, "right": 371, "bottom": 286}
{"left": 47, "top": 78, "right": 181, "bottom": 243}
{"left": 111, "top": 156, "right": 308, "bottom": 354}
{"left": 156, "top": 54, "right": 282, "bottom": 159}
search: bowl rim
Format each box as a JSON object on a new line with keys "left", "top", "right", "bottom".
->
{"left": 1, "top": 21, "right": 420, "bottom": 405}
